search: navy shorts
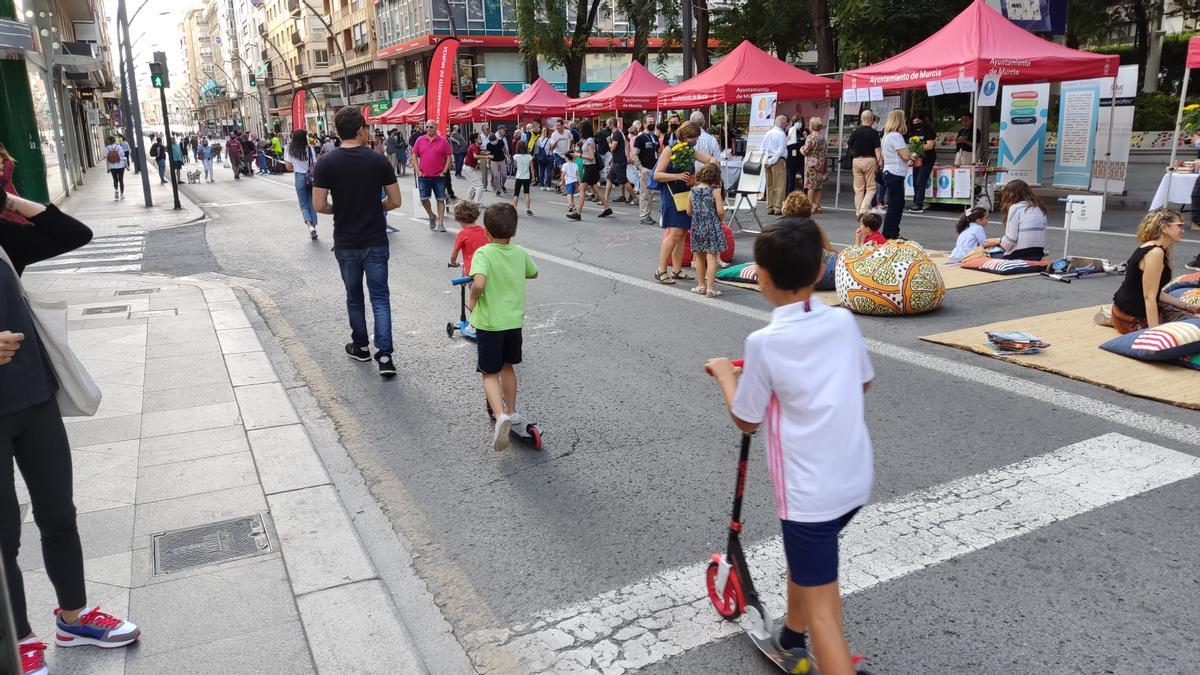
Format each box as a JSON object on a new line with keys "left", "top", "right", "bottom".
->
{"left": 780, "top": 507, "right": 860, "bottom": 587}
{"left": 475, "top": 327, "right": 522, "bottom": 374}
{"left": 418, "top": 175, "right": 446, "bottom": 201}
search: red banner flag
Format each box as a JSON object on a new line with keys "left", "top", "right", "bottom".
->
{"left": 291, "top": 89, "right": 307, "bottom": 131}
{"left": 425, "top": 38, "right": 460, "bottom": 136}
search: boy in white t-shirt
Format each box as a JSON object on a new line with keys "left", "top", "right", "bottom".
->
{"left": 560, "top": 150, "right": 581, "bottom": 220}
{"left": 707, "top": 216, "right": 875, "bottom": 675}
{"left": 511, "top": 146, "right": 535, "bottom": 216}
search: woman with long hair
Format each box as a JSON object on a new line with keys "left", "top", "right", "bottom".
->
{"left": 1110, "top": 209, "right": 1198, "bottom": 333}
{"left": 284, "top": 128, "right": 319, "bottom": 240}
{"left": 879, "top": 109, "right": 912, "bottom": 239}
{"left": 0, "top": 191, "right": 141, "bottom": 675}
{"left": 652, "top": 121, "right": 717, "bottom": 283}
{"left": 0, "top": 143, "right": 18, "bottom": 197}
{"left": 983, "top": 179, "right": 1047, "bottom": 261}
{"left": 571, "top": 120, "right": 612, "bottom": 220}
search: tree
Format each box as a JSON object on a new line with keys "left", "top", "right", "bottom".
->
{"left": 1064, "top": 0, "right": 1117, "bottom": 49}
{"left": 693, "top": 0, "right": 711, "bottom": 72}
{"left": 833, "top": 0, "right": 970, "bottom": 67}
{"left": 516, "top": 0, "right": 605, "bottom": 96}
{"left": 810, "top": 0, "right": 836, "bottom": 73}
{"left": 711, "top": 0, "right": 811, "bottom": 61}
{"left": 616, "top": 0, "right": 659, "bottom": 64}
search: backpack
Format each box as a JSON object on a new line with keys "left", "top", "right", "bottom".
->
{"left": 106, "top": 147, "right": 120, "bottom": 164}
{"left": 149, "top": 144, "right": 160, "bottom": 158}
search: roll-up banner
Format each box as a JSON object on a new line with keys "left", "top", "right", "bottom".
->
{"left": 425, "top": 38, "right": 460, "bottom": 137}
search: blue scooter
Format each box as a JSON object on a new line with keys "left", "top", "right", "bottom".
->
{"left": 446, "top": 276, "right": 477, "bottom": 340}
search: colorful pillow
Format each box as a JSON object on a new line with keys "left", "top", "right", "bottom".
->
{"left": 960, "top": 257, "right": 1050, "bottom": 275}
{"left": 835, "top": 240, "right": 945, "bottom": 316}
{"left": 715, "top": 263, "right": 757, "bottom": 282}
{"left": 1099, "top": 319, "right": 1200, "bottom": 361}
{"left": 1164, "top": 272, "right": 1200, "bottom": 294}
{"left": 1168, "top": 287, "right": 1200, "bottom": 308}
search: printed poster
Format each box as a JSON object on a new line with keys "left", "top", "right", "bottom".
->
{"left": 1053, "top": 78, "right": 1100, "bottom": 189}
{"left": 997, "top": 82, "right": 1050, "bottom": 186}
{"left": 746, "top": 92, "right": 778, "bottom": 151}
{"left": 1089, "top": 64, "right": 1137, "bottom": 194}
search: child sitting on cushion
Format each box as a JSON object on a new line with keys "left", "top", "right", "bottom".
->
{"left": 854, "top": 212, "right": 887, "bottom": 246}
{"left": 948, "top": 207, "right": 989, "bottom": 263}
{"left": 707, "top": 216, "right": 874, "bottom": 675}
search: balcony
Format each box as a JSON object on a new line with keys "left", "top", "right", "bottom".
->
{"left": 291, "top": 32, "right": 302, "bottom": 46}
{"left": 261, "top": 48, "right": 269, "bottom": 61}
{"left": 258, "top": 22, "right": 266, "bottom": 36}
{"left": 296, "top": 61, "right": 305, "bottom": 76}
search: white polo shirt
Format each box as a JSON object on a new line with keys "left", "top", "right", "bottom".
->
{"left": 731, "top": 297, "right": 875, "bottom": 523}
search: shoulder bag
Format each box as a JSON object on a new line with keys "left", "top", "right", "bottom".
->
{"left": 0, "top": 246, "right": 102, "bottom": 416}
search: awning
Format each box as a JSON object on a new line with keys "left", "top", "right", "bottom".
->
{"left": 568, "top": 60, "right": 667, "bottom": 113}
{"left": 658, "top": 40, "right": 840, "bottom": 106}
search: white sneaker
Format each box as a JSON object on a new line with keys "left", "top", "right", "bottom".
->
{"left": 492, "top": 413, "right": 513, "bottom": 450}
{"left": 114, "top": 190, "right": 119, "bottom": 200}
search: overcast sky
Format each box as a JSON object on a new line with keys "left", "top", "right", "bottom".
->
{"left": 105, "top": 0, "right": 198, "bottom": 98}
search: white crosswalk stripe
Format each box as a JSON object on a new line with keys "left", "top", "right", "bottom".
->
{"left": 463, "top": 433, "right": 1200, "bottom": 674}
{"left": 28, "top": 232, "right": 145, "bottom": 274}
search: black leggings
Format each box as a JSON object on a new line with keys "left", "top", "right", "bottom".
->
{"left": 0, "top": 397, "right": 85, "bottom": 638}
{"left": 110, "top": 167, "right": 125, "bottom": 193}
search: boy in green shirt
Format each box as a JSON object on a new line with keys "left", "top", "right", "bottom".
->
{"left": 467, "top": 203, "right": 539, "bottom": 450}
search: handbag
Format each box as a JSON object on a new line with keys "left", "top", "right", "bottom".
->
{"left": 0, "top": 246, "right": 102, "bottom": 416}
{"left": 669, "top": 181, "right": 691, "bottom": 212}
{"left": 304, "top": 147, "right": 315, "bottom": 188}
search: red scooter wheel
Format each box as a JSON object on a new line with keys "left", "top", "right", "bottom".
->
{"left": 705, "top": 559, "right": 743, "bottom": 619}
{"left": 527, "top": 424, "right": 543, "bottom": 450}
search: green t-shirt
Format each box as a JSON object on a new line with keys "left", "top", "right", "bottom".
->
{"left": 471, "top": 243, "right": 537, "bottom": 331}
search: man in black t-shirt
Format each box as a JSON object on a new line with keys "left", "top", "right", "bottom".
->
{"left": 312, "top": 107, "right": 403, "bottom": 377}
{"left": 847, "top": 110, "right": 883, "bottom": 215}
{"left": 606, "top": 117, "right": 631, "bottom": 203}
{"left": 632, "top": 118, "right": 659, "bottom": 224}
{"left": 908, "top": 111, "right": 938, "bottom": 213}
{"left": 487, "top": 127, "right": 510, "bottom": 195}
{"left": 954, "top": 112, "right": 985, "bottom": 166}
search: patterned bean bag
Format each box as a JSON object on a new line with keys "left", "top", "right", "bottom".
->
{"left": 835, "top": 240, "right": 945, "bottom": 316}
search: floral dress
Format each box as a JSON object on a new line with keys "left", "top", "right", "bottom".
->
{"left": 801, "top": 131, "right": 828, "bottom": 189}
{"left": 689, "top": 186, "right": 726, "bottom": 253}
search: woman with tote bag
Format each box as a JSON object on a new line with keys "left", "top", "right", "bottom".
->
{"left": 0, "top": 191, "right": 140, "bottom": 674}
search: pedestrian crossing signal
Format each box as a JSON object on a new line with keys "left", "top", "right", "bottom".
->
{"left": 149, "top": 62, "right": 166, "bottom": 89}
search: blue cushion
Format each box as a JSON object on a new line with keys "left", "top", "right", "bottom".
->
{"left": 1099, "top": 319, "right": 1200, "bottom": 361}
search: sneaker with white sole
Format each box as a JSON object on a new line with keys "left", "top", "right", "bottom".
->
{"left": 377, "top": 354, "right": 397, "bottom": 377}
{"left": 54, "top": 606, "right": 140, "bottom": 648}
{"left": 345, "top": 343, "right": 371, "bottom": 361}
{"left": 492, "top": 412, "right": 513, "bottom": 450}
{"left": 1186, "top": 254, "right": 1200, "bottom": 272}
{"left": 19, "top": 638, "right": 47, "bottom": 675}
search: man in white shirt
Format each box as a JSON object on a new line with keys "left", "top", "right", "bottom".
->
{"left": 690, "top": 111, "right": 721, "bottom": 173}
{"left": 760, "top": 115, "right": 789, "bottom": 215}
{"left": 477, "top": 123, "right": 492, "bottom": 191}
{"left": 548, "top": 119, "right": 573, "bottom": 193}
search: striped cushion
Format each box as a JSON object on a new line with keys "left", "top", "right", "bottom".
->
{"left": 962, "top": 257, "right": 1050, "bottom": 275}
{"left": 1100, "top": 319, "right": 1200, "bottom": 362}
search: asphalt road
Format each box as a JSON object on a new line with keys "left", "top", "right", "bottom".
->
{"left": 141, "top": 166, "right": 1200, "bottom": 674}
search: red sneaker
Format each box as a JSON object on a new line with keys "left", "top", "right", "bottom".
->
{"left": 19, "top": 638, "right": 47, "bottom": 675}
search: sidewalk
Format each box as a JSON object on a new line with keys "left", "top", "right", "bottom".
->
{"left": 53, "top": 165, "right": 205, "bottom": 238}
{"left": 9, "top": 182, "right": 454, "bottom": 673}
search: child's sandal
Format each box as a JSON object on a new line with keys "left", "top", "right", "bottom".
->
{"left": 691, "top": 285, "right": 706, "bottom": 294}
{"left": 706, "top": 289, "right": 722, "bottom": 298}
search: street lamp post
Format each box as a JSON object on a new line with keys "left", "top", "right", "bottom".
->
{"left": 225, "top": 51, "right": 271, "bottom": 134}
{"left": 295, "top": 0, "right": 349, "bottom": 110}
{"left": 117, "top": 0, "right": 154, "bottom": 207}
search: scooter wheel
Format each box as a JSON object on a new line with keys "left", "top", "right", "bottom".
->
{"left": 446, "top": 322, "right": 455, "bottom": 338}
{"left": 527, "top": 424, "right": 543, "bottom": 451}
{"left": 705, "top": 560, "right": 743, "bottom": 620}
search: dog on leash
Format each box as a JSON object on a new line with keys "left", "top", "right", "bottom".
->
{"left": 186, "top": 169, "right": 202, "bottom": 184}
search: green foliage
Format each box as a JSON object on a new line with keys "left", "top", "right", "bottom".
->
{"left": 1092, "top": 33, "right": 1200, "bottom": 96}
{"left": 833, "top": 0, "right": 971, "bottom": 68}
{"left": 710, "top": 0, "right": 811, "bottom": 60}
{"left": 515, "top": 0, "right": 570, "bottom": 68}
{"left": 1132, "top": 92, "right": 1190, "bottom": 130}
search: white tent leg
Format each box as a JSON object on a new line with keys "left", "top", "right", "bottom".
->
{"left": 835, "top": 97, "right": 844, "bottom": 210}
{"left": 1169, "top": 67, "right": 1191, "bottom": 170}
{"left": 723, "top": 102, "right": 728, "bottom": 150}
{"left": 1100, "top": 77, "right": 1117, "bottom": 209}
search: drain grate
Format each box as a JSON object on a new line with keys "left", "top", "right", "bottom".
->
{"left": 115, "top": 288, "right": 159, "bottom": 296}
{"left": 152, "top": 514, "right": 272, "bottom": 575}
{"left": 81, "top": 305, "right": 130, "bottom": 316}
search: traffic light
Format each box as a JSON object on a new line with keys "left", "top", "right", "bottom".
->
{"left": 149, "top": 62, "right": 165, "bottom": 89}
{"left": 248, "top": 73, "right": 256, "bottom": 87}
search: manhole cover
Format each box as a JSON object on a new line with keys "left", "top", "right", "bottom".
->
{"left": 81, "top": 305, "right": 130, "bottom": 316}
{"left": 115, "top": 288, "right": 159, "bottom": 296}
{"left": 152, "top": 515, "right": 272, "bottom": 575}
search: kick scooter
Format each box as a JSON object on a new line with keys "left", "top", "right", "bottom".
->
{"left": 446, "top": 276, "right": 477, "bottom": 340}
{"left": 485, "top": 403, "right": 544, "bottom": 450}
{"left": 705, "top": 360, "right": 870, "bottom": 674}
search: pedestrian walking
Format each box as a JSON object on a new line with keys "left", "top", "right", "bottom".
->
{"left": 225, "top": 132, "right": 244, "bottom": 181}
{"left": 511, "top": 143, "right": 534, "bottom": 216}
{"left": 0, "top": 191, "right": 142, "bottom": 675}
{"left": 270, "top": 133, "right": 284, "bottom": 173}
{"left": 464, "top": 203, "right": 538, "bottom": 450}
{"left": 880, "top": 109, "right": 913, "bottom": 240}
{"left": 534, "top": 127, "right": 553, "bottom": 190}
{"left": 148, "top": 136, "right": 166, "bottom": 184}
{"left": 653, "top": 121, "right": 717, "bottom": 283}
{"left": 799, "top": 117, "right": 828, "bottom": 213}
{"left": 412, "top": 120, "right": 454, "bottom": 232}
{"left": 462, "top": 132, "right": 487, "bottom": 203}
{"left": 548, "top": 119, "right": 572, "bottom": 194}
{"left": 395, "top": 132, "right": 409, "bottom": 177}
{"left": 170, "top": 136, "right": 183, "bottom": 183}
{"left": 633, "top": 116, "right": 659, "bottom": 225}
{"left": 197, "top": 138, "right": 214, "bottom": 182}
{"left": 103, "top": 136, "right": 127, "bottom": 200}
{"left": 488, "top": 127, "right": 510, "bottom": 196}
{"left": 240, "top": 134, "right": 256, "bottom": 177}
{"left": 686, "top": 162, "right": 727, "bottom": 297}
{"left": 847, "top": 110, "right": 882, "bottom": 216}
{"left": 907, "top": 112, "right": 937, "bottom": 214}
{"left": 311, "top": 107, "right": 403, "bottom": 378}
{"left": 607, "top": 117, "right": 635, "bottom": 205}
{"left": 284, "top": 129, "right": 320, "bottom": 240}
{"left": 562, "top": 150, "right": 581, "bottom": 218}
{"left": 212, "top": 141, "right": 222, "bottom": 164}
{"left": 450, "top": 125, "right": 468, "bottom": 178}
{"left": 760, "top": 115, "right": 789, "bottom": 215}
{"left": 577, "top": 121, "right": 612, "bottom": 219}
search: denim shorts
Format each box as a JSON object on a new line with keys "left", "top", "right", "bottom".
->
{"left": 564, "top": 183, "right": 578, "bottom": 195}
{"left": 418, "top": 175, "right": 446, "bottom": 201}
{"left": 780, "top": 507, "right": 860, "bottom": 587}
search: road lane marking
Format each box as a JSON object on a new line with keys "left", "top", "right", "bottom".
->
{"left": 463, "top": 433, "right": 1200, "bottom": 673}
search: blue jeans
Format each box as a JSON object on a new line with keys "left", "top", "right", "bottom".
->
{"left": 538, "top": 156, "right": 553, "bottom": 187}
{"left": 453, "top": 152, "right": 465, "bottom": 177}
{"left": 334, "top": 245, "right": 392, "bottom": 357}
{"left": 912, "top": 159, "right": 935, "bottom": 208}
{"left": 257, "top": 150, "right": 267, "bottom": 173}
{"left": 294, "top": 172, "right": 317, "bottom": 224}
{"left": 156, "top": 157, "right": 166, "bottom": 182}
{"left": 418, "top": 175, "right": 446, "bottom": 201}
{"left": 882, "top": 172, "right": 905, "bottom": 239}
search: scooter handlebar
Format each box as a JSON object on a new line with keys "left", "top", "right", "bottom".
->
{"left": 705, "top": 358, "right": 744, "bottom": 375}
{"left": 451, "top": 276, "right": 472, "bottom": 286}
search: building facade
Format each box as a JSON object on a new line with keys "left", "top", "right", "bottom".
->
{"left": 256, "top": 0, "right": 335, "bottom": 133}
{"left": 327, "top": 0, "right": 390, "bottom": 118}
{"left": 1, "top": 0, "right": 117, "bottom": 202}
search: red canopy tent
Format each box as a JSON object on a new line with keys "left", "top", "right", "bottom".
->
{"left": 450, "top": 83, "right": 516, "bottom": 123}
{"left": 369, "top": 97, "right": 415, "bottom": 124}
{"left": 842, "top": 0, "right": 1117, "bottom": 89}
{"left": 1169, "top": 35, "right": 1200, "bottom": 167}
{"left": 657, "top": 40, "right": 841, "bottom": 107}
{"left": 393, "top": 94, "right": 465, "bottom": 124}
{"left": 567, "top": 61, "right": 667, "bottom": 114}
{"left": 482, "top": 78, "right": 572, "bottom": 119}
